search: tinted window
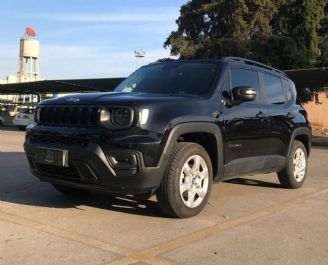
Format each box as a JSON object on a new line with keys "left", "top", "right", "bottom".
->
{"left": 283, "top": 79, "right": 293, "bottom": 101}
{"left": 263, "top": 74, "right": 285, "bottom": 104}
{"left": 114, "top": 62, "right": 220, "bottom": 95}
{"left": 289, "top": 80, "right": 301, "bottom": 105}
{"left": 231, "top": 69, "right": 260, "bottom": 102}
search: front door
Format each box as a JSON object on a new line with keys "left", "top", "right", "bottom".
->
{"left": 221, "top": 68, "right": 269, "bottom": 177}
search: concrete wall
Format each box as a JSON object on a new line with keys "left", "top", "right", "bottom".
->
{"left": 303, "top": 91, "right": 328, "bottom": 129}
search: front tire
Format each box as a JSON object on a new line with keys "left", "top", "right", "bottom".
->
{"left": 277, "top": 140, "right": 308, "bottom": 189}
{"left": 156, "top": 142, "right": 213, "bottom": 218}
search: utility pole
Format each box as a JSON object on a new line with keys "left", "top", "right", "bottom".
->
{"left": 134, "top": 51, "right": 145, "bottom": 68}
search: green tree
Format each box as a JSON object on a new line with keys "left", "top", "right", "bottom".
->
{"left": 165, "top": 0, "right": 328, "bottom": 69}
{"left": 318, "top": 2, "right": 328, "bottom": 66}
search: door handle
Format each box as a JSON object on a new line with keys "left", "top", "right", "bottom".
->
{"left": 256, "top": 111, "right": 267, "bottom": 118}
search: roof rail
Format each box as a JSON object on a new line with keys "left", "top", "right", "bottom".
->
{"left": 223, "top": 57, "right": 286, "bottom": 76}
{"left": 157, "top": 58, "right": 177, "bottom": 62}
{"left": 149, "top": 58, "right": 177, "bottom": 65}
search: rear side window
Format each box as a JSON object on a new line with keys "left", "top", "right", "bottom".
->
{"left": 231, "top": 69, "right": 260, "bottom": 102}
{"left": 289, "top": 80, "right": 301, "bottom": 105}
{"left": 263, "top": 73, "right": 285, "bottom": 104}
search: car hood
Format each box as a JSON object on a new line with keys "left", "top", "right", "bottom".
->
{"left": 39, "top": 92, "right": 217, "bottom": 134}
{"left": 41, "top": 92, "right": 200, "bottom": 106}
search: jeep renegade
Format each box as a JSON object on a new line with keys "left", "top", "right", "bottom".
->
{"left": 24, "top": 57, "right": 311, "bottom": 218}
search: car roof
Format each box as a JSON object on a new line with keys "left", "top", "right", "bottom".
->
{"left": 149, "top": 58, "right": 287, "bottom": 79}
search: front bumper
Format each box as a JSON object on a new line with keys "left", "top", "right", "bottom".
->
{"left": 24, "top": 131, "right": 166, "bottom": 195}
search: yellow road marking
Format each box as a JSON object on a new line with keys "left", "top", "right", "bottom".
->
{"left": 0, "top": 210, "right": 133, "bottom": 256}
{"left": 105, "top": 257, "right": 136, "bottom": 265}
{"left": 130, "top": 187, "right": 328, "bottom": 261}
{"left": 0, "top": 210, "right": 177, "bottom": 265}
{"left": 106, "top": 256, "right": 179, "bottom": 265}
{"left": 146, "top": 257, "right": 181, "bottom": 265}
{"left": 1, "top": 187, "right": 327, "bottom": 264}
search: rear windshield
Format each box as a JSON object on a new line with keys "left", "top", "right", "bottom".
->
{"left": 114, "top": 62, "right": 220, "bottom": 95}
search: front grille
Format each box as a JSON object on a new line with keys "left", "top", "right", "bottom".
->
{"left": 36, "top": 163, "right": 80, "bottom": 181}
{"left": 29, "top": 134, "right": 89, "bottom": 146}
{"left": 38, "top": 105, "right": 100, "bottom": 127}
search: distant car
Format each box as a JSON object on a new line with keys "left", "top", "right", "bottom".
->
{"left": 0, "top": 115, "right": 4, "bottom": 126}
{"left": 13, "top": 109, "right": 35, "bottom": 130}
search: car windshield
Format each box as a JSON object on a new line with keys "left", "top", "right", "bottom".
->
{"left": 114, "top": 62, "right": 220, "bottom": 95}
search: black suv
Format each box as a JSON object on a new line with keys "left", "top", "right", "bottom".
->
{"left": 24, "top": 57, "right": 311, "bottom": 218}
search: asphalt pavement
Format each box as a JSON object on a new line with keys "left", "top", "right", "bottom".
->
{"left": 0, "top": 129, "right": 327, "bottom": 265}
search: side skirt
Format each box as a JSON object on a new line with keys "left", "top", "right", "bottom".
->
{"left": 218, "top": 155, "right": 286, "bottom": 181}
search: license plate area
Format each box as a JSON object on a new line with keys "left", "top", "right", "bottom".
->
{"left": 35, "top": 147, "right": 68, "bottom": 167}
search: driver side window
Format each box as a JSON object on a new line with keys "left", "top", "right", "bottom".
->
{"left": 230, "top": 68, "right": 260, "bottom": 103}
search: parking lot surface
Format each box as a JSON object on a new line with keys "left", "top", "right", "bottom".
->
{"left": 1, "top": 129, "right": 328, "bottom": 265}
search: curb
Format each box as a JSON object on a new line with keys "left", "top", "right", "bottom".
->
{"left": 312, "top": 142, "right": 328, "bottom": 147}
{"left": 312, "top": 137, "right": 328, "bottom": 147}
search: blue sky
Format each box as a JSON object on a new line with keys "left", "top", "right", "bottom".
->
{"left": 0, "top": 0, "right": 186, "bottom": 79}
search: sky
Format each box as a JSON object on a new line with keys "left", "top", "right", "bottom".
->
{"left": 0, "top": 0, "right": 186, "bottom": 80}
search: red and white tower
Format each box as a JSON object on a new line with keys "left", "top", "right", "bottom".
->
{"left": 17, "top": 27, "right": 40, "bottom": 82}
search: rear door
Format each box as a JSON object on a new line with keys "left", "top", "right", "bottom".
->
{"left": 261, "top": 73, "right": 292, "bottom": 169}
{"left": 222, "top": 68, "right": 269, "bottom": 176}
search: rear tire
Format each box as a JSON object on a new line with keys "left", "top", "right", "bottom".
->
{"left": 18, "top": 126, "right": 26, "bottom": 131}
{"left": 52, "top": 184, "right": 89, "bottom": 196}
{"left": 277, "top": 140, "right": 308, "bottom": 189}
{"left": 156, "top": 142, "right": 213, "bottom": 218}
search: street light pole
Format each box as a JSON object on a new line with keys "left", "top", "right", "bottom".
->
{"left": 134, "top": 51, "right": 145, "bottom": 68}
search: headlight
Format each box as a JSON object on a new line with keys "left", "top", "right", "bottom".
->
{"left": 100, "top": 107, "right": 134, "bottom": 129}
{"left": 111, "top": 108, "right": 134, "bottom": 127}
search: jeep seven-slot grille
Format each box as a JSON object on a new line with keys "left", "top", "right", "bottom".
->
{"left": 39, "top": 106, "right": 100, "bottom": 127}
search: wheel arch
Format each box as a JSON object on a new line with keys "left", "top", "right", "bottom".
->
{"left": 159, "top": 122, "right": 224, "bottom": 180}
{"left": 288, "top": 127, "right": 312, "bottom": 158}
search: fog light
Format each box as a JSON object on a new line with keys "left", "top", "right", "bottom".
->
{"left": 107, "top": 154, "right": 137, "bottom": 169}
{"left": 110, "top": 156, "right": 118, "bottom": 165}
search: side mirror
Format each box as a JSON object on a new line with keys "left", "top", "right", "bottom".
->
{"left": 232, "top": 86, "right": 256, "bottom": 102}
